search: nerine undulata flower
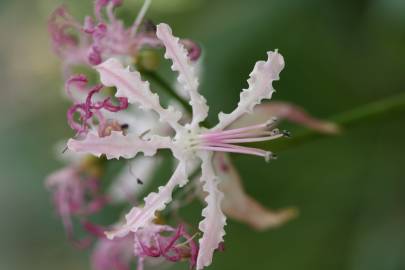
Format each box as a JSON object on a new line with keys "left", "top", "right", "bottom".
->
{"left": 46, "top": 157, "right": 108, "bottom": 247}
{"left": 66, "top": 22, "right": 287, "bottom": 269}
{"left": 48, "top": 0, "right": 200, "bottom": 75}
{"left": 91, "top": 223, "right": 198, "bottom": 270}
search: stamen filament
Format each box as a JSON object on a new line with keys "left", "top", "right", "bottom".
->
{"left": 200, "top": 130, "right": 276, "bottom": 141}
{"left": 219, "top": 133, "right": 284, "bottom": 144}
{"left": 203, "top": 121, "right": 272, "bottom": 137}
{"left": 198, "top": 143, "right": 271, "bottom": 159}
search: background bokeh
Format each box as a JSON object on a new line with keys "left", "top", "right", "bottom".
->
{"left": 1, "top": 0, "right": 405, "bottom": 269}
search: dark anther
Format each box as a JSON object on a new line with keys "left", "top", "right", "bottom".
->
{"left": 121, "top": 123, "right": 129, "bottom": 129}
{"left": 137, "top": 179, "right": 144, "bottom": 185}
{"left": 282, "top": 130, "right": 291, "bottom": 138}
{"left": 270, "top": 128, "right": 281, "bottom": 136}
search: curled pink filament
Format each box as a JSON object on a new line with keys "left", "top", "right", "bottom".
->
{"left": 66, "top": 75, "right": 128, "bottom": 135}
{"left": 136, "top": 224, "right": 199, "bottom": 269}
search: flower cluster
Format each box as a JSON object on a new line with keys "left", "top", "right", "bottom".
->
{"left": 48, "top": 0, "right": 200, "bottom": 75}
{"left": 46, "top": 1, "right": 339, "bottom": 269}
{"left": 46, "top": 156, "right": 107, "bottom": 247}
{"left": 65, "top": 24, "right": 291, "bottom": 269}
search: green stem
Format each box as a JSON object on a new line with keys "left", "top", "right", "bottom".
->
{"left": 145, "top": 71, "right": 405, "bottom": 152}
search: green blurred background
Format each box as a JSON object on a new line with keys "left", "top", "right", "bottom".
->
{"left": 1, "top": 0, "right": 405, "bottom": 269}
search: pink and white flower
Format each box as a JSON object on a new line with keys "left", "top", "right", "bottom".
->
{"left": 46, "top": 162, "right": 108, "bottom": 246}
{"left": 48, "top": 0, "right": 200, "bottom": 75}
{"left": 66, "top": 22, "right": 288, "bottom": 269}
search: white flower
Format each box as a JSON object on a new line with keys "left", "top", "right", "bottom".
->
{"left": 67, "top": 23, "right": 285, "bottom": 269}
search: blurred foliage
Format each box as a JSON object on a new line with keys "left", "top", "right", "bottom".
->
{"left": 0, "top": 0, "right": 404, "bottom": 269}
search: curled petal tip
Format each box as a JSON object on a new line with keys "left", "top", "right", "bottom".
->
{"left": 267, "top": 50, "right": 285, "bottom": 69}
{"left": 273, "top": 207, "right": 299, "bottom": 225}
{"left": 254, "top": 207, "right": 299, "bottom": 231}
{"left": 319, "top": 122, "right": 341, "bottom": 134}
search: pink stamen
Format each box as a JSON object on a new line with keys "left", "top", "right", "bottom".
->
{"left": 196, "top": 120, "right": 283, "bottom": 161}
{"left": 201, "top": 130, "right": 274, "bottom": 141}
{"left": 198, "top": 144, "right": 270, "bottom": 159}
{"left": 134, "top": 224, "right": 199, "bottom": 268}
{"left": 65, "top": 74, "right": 88, "bottom": 101}
{"left": 196, "top": 120, "right": 285, "bottom": 161}
{"left": 66, "top": 74, "right": 128, "bottom": 134}
{"left": 204, "top": 122, "right": 271, "bottom": 137}
{"left": 219, "top": 133, "right": 284, "bottom": 144}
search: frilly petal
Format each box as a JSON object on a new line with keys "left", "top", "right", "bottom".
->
{"left": 215, "top": 51, "right": 285, "bottom": 130}
{"left": 106, "top": 163, "right": 188, "bottom": 239}
{"left": 156, "top": 23, "right": 208, "bottom": 127}
{"left": 214, "top": 153, "right": 297, "bottom": 230}
{"left": 196, "top": 152, "right": 226, "bottom": 270}
{"left": 230, "top": 102, "right": 340, "bottom": 134}
{"left": 95, "top": 58, "right": 182, "bottom": 131}
{"left": 67, "top": 131, "right": 171, "bottom": 160}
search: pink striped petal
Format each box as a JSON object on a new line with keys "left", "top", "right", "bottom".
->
{"left": 95, "top": 58, "right": 182, "bottom": 130}
{"left": 106, "top": 163, "right": 188, "bottom": 239}
{"left": 67, "top": 131, "right": 171, "bottom": 160}
{"left": 196, "top": 152, "right": 226, "bottom": 270}
{"left": 156, "top": 23, "right": 208, "bottom": 127}
{"left": 215, "top": 51, "right": 285, "bottom": 130}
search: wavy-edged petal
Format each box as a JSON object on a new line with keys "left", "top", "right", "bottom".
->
{"left": 214, "top": 153, "right": 297, "bottom": 230}
{"left": 215, "top": 51, "right": 285, "bottom": 130}
{"left": 196, "top": 152, "right": 226, "bottom": 270}
{"left": 230, "top": 102, "right": 340, "bottom": 134}
{"left": 67, "top": 131, "right": 171, "bottom": 160}
{"left": 156, "top": 23, "right": 208, "bottom": 126}
{"left": 106, "top": 163, "right": 188, "bottom": 239}
{"left": 95, "top": 58, "right": 182, "bottom": 131}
